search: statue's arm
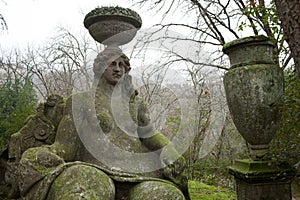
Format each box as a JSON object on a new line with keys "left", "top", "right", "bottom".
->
{"left": 136, "top": 98, "right": 188, "bottom": 190}
{"left": 136, "top": 99, "right": 171, "bottom": 151}
{"left": 136, "top": 99, "right": 183, "bottom": 163}
{"left": 49, "top": 117, "right": 78, "bottom": 161}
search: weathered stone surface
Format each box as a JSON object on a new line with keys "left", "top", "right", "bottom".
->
{"left": 3, "top": 46, "right": 189, "bottom": 200}
{"left": 88, "top": 20, "right": 138, "bottom": 45}
{"left": 223, "top": 64, "right": 283, "bottom": 158}
{"left": 18, "top": 146, "right": 64, "bottom": 196}
{"left": 84, "top": 6, "right": 142, "bottom": 45}
{"left": 223, "top": 35, "right": 284, "bottom": 159}
{"left": 222, "top": 35, "right": 275, "bottom": 68}
{"left": 229, "top": 160, "right": 296, "bottom": 200}
{"left": 128, "top": 181, "right": 185, "bottom": 200}
{"left": 47, "top": 165, "right": 115, "bottom": 200}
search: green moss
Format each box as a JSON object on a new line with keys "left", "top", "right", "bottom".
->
{"left": 21, "top": 147, "right": 64, "bottom": 174}
{"left": 97, "top": 111, "right": 113, "bottom": 133}
{"left": 50, "top": 142, "right": 74, "bottom": 161}
{"left": 48, "top": 165, "right": 115, "bottom": 199}
{"left": 228, "top": 159, "right": 296, "bottom": 185}
{"left": 129, "top": 181, "right": 185, "bottom": 200}
{"left": 188, "top": 181, "right": 236, "bottom": 200}
{"left": 141, "top": 132, "right": 171, "bottom": 151}
{"left": 228, "top": 159, "right": 278, "bottom": 173}
{"left": 223, "top": 35, "right": 274, "bottom": 54}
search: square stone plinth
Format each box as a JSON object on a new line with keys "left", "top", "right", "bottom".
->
{"left": 228, "top": 159, "right": 296, "bottom": 200}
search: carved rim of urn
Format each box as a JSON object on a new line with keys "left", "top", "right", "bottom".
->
{"left": 84, "top": 6, "right": 142, "bottom": 45}
{"left": 222, "top": 35, "right": 276, "bottom": 68}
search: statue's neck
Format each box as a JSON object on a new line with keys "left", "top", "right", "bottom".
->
{"left": 95, "top": 78, "right": 115, "bottom": 98}
{"left": 94, "top": 75, "right": 137, "bottom": 110}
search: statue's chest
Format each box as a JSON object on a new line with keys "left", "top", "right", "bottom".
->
{"left": 95, "top": 98, "right": 144, "bottom": 153}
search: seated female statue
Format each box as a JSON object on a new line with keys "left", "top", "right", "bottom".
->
{"left": 17, "top": 47, "right": 189, "bottom": 200}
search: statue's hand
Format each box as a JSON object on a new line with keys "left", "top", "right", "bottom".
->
{"left": 160, "top": 145, "right": 186, "bottom": 178}
{"left": 160, "top": 145, "right": 190, "bottom": 199}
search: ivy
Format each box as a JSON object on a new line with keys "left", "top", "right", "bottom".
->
{"left": 269, "top": 69, "right": 300, "bottom": 165}
{"left": 0, "top": 78, "right": 37, "bottom": 149}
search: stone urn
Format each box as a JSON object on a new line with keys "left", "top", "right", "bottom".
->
{"left": 222, "top": 35, "right": 284, "bottom": 160}
{"left": 84, "top": 6, "right": 142, "bottom": 46}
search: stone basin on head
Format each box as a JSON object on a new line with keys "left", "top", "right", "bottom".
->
{"left": 84, "top": 6, "right": 142, "bottom": 46}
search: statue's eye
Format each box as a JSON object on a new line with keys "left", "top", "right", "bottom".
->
{"left": 111, "top": 61, "right": 117, "bottom": 66}
{"left": 119, "top": 62, "right": 125, "bottom": 68}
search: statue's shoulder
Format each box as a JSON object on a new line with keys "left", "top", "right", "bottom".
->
{"left": 63, "top": 91, "right": 94, "bottom": 114}
{"left": 66, "top": 91, "right": 93, "bottom": 102}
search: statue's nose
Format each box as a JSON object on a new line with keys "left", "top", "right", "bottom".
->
{"left": 113, "top": 64, "right": 121, "bottom": 72}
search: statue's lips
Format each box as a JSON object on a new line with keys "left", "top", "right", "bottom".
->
{"left": 113, "top": 74, "right": 122, "bottom": 78}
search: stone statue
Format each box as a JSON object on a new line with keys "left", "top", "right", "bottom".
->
{"left": 2, "top": 46, "right": 189, "bottom": 200}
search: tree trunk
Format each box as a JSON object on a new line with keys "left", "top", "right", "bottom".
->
{"left": 275, "top": 0, "right": 300, "bottom": 78}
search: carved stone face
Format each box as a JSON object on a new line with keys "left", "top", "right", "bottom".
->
{"left": 102, "top": 57, "right": 126, "bottom": 85}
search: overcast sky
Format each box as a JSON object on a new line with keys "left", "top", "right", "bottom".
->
{"left": 0, "top": 0, "right": 166, "bottom": 49}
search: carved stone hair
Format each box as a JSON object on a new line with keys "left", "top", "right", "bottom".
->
{"left": 93, "top": 46, "right": 131, "bottom": 76}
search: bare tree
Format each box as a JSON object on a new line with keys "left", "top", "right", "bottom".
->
{"left": 130, "top": 45, "right": 229, "bottom": 178}
{"left": 0, "top": 0, "right": 8, "bottom": 31}
{"left": 132, "top": 50, "right": 180, "bottom": 136}
{"left": 20, "top": 27, "right": 100, "bottom": 99}
{"left": 0, "top": 49, "right": 32, "bottom": 84}
{"left": 134, "top": 0, "right": 292, "bottom": 70}
{"left": 0, "top": 13, "right": 7, "bottom": 31}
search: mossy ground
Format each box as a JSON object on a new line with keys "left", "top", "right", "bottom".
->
{"left": 188, "top": 181, "right": 236, "bottom": 200}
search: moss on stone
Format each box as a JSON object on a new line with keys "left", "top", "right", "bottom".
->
{"left": 223, "top": 36, "right": 276, "bottom": 68}
{"left": 21, "top": 147, "right": 64, "bottom": 175}
{"left": 228, "top": 159, "right": 278, "bottom": 174}
{"left": 228, "top": 159, "right": 296, "bottom": 185}
{"left": 84, "top": 6, "right": 142, "bottom": 29}
{"left": 223, "top": 63, "right": 284, "bottom": 159}
{"left": 223, "top": 35, "right": 274, "bottom": 54}
{"left": 97, "top": 111, "right": 113, "bottom": 133}
{"left": 141, "top": 132, "right": 171, "bottom": 151}
{"left": 47, "top": 165, "right": 115, "bottom": 200}
{"left": 128, "top": 181, "right": 185, "bottom": 200}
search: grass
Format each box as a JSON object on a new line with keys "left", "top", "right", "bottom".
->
{"left": 189, "top": 181, "right": 236, "bottom": 200}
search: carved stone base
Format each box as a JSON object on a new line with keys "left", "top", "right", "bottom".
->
{"left": 228, "top": 159, "right": 296, "bottom": 200}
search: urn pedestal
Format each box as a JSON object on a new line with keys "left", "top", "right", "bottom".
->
{"left": 223, "top": 35, "right": 295, "bottom": 200}
{"left": 228, "top": 159, "right": 295, "bottom": 200}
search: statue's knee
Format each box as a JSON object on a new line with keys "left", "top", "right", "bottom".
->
{"left": 18, "top": 147, "right": 64, "bottom": 196}
{"left": 20, "top": 146, "right": 64, "bottom": 172}
{"left": 128, "top": 181, "right": 185, "bottom": 200}
{"left": 47, "top": 165, "right": 115, "bottom": 200}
